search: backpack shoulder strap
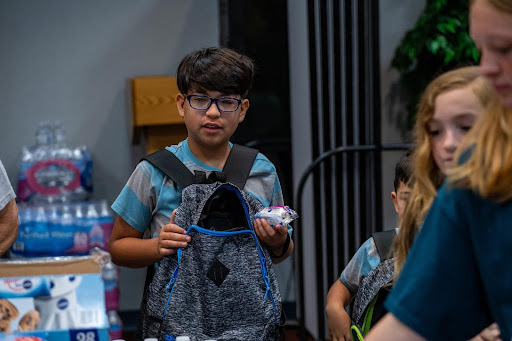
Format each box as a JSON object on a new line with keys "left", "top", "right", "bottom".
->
{"left": 140, "top": 149, "right": 194, "bottom": 189}
{"left": 371, "top": 230, "right": 396, "bottom": 262}
{"left": 222, "top": 144, "right": 259, "bottom": 189}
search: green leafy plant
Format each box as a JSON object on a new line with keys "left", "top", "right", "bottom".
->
{"left": 392, "top": 0, "right": 481, "bottom": 129}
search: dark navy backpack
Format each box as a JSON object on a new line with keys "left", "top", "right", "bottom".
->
{"left": 137, "top": 144, "right": 284, "bottom": 341}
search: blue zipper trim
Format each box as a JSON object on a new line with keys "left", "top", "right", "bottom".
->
{"left": 162, "top": 265, "right": 180, "bottom": 320}
{"left": 161, "top": 184, "right": 278, "bottom": 324}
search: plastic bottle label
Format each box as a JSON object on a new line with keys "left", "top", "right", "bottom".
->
{"left": 100, "top": 222, "right": 114, "bottom": 251}
{"left": 104, "top": 280, "right": 120, "bottom": 311}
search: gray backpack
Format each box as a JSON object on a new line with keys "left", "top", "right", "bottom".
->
{"left": 137, "top": 145, "right": 284, "bottom": 341}
{"left": 350, "top": 230, "right": 395, "bottom": 340}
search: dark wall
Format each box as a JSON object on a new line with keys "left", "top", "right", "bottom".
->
{"left": 220, "top": 0, "right": 293, "bottom": 204}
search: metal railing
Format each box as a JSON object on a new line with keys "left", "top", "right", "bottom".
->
{"left": 294, "top": 143, "right": 413, "bottom": 340}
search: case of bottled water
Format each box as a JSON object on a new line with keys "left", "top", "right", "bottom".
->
{"left": 11, "top": 201, "right": 115, "bottom": 258}
{"left": 17, "top": 120, "right": 93, "bottom": 204}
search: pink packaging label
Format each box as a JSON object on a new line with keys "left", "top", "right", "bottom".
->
{"left": 104, "top": 285, "right": 119, "bottom": 311}
{"left": 17, "top": 179, "right": 32, "bottom": 202}
{"left": 101, "top": 222, "right": 114, "bottom": 251}
{"left": 109, "top": 329, "right": 122, "bottom": 340}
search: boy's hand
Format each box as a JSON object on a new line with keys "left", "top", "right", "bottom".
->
{"left": 326, "top": 280, "right": 354, "bottom": 341}
{"left": 326, "top": 304, "right": 353, "bottom": 341}
{"left": 253, "top": 218, "right": 288, "bottom": 255}
{"left": 158, "top": 210, "right": 191, "bottom": 257}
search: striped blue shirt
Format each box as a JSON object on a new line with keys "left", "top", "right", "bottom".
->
{"left": 340, "top": 228, "right": 398, "bottom": 294}
{"left": 112, "top": 139, "right": 288, "bottom": 238}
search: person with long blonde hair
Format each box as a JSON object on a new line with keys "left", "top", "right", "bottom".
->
{"left": 393, "top": 66, "right": 500, "bottom": 341}
{"left": 366, "top": 0, "right": 512, "bottom": 339}
{"left": 393, "top": 66, "right": 494, "bottom": 276}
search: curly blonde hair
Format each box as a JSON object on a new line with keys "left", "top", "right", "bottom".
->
{"left": 394, "top": 66, "right": 495, "bottom": 277}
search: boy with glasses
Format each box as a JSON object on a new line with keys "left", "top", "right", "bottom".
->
{"left": 109, "top": 46, "right": 293, "bottom": 279}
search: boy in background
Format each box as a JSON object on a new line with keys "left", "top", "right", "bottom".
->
{"left": 325, "top": 150, "right": 413, "bottom": 340}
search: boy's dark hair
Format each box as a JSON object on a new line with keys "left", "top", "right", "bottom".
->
{"left": 393, "top": 149, "right": 413, "bottom": 192}
{"left": 176, "top": 47, "right": 255, "bottom": 98}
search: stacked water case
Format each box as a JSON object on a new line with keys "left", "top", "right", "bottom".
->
{"left": 12, "top": 200, "right": 114, "bottom": 258}
{"left": 6, "top": 120, "right": 122, "bottom": 340}
{"left": 17, "top": 120, "right": 92, "bottom": 204}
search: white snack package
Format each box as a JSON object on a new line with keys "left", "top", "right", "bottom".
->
{"left": 254, "top": 206, "right": 299, "bottom": 228}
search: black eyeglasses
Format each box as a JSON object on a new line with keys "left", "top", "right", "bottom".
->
{"left": 186, "top": 95, "right": 242, "bottom": 112}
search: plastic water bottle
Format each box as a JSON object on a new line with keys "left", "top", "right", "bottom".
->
{"left": 81, "top": 146, "right": 93, "bottom": 184}
{"left": 107, "top": 310, "right": 123, "bottom": 341}
{"left": 49, "top": 121, "right": 66, "bottom": 159}
{"left": 18, "top": 145, "right": 34, "bottom": 202}
{"left": 52, "top": 121, "right": 68, "bottom": 150}
{"left": 176, "top": 337, "right": 190, "bottom": 341}
{"left": 51, "top": 121, "right": 74, "bottom": 183}
{"left": 86, "top": 203, "right": 104, "bottom": 250}
{"left": 34, "top": 121, "right": 53, "bottom": 162}
{"left": 102, "top": 261, "right": 120, "bottom": 311}
{"left": 53, "top": 121, "right": 85, "bottom": 203}
{"left": 73, "top": 204, "right": 90, "bottom": 254}
{"left": 59, "top": 205, "right": 76, "bottom": 255}
{"left": 98, "top": 200, "right": 114, "bottom": 251}
{"left": 11, "top": 205, "right": 31, "bottom": 256}
{"left": 26, "top": 206, "right": 50, "bottom": 257}
{"left": 48, "top": 205, "right": 60, "bottom": 255}
{"left": 31, "top": 122, "right": 54, "bottom": 204}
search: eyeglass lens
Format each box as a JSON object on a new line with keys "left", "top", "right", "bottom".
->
{"left": 188, "top": 95, "right": 240, "bottom": 112}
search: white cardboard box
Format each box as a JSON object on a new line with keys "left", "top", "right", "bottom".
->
{"left": 0, "top": 256, "right": 109, "bottom": 341}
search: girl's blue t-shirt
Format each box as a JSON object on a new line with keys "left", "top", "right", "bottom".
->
{"left": 385, "top": 184, "right": 512, "bottom": 340}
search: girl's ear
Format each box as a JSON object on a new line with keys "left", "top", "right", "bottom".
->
{"left": 176, "top": 93, "right": 185, "bottom": 118}
{"left": 238, "top": 99, "right": 250, "bottom": 123}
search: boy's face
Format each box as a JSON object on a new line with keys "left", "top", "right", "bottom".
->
{"left": 391, "top": 181, "right": 411, "bottom": 221}
{"left": 176, "top": 89, "right": 249, "bottom": 153}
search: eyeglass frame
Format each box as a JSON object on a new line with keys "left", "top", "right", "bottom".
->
{"left": 185, "top": 94, "right": 243, "bottom": 112}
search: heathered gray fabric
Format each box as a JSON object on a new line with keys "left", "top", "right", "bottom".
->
{"left": 139, "top": 182, "right": 283, "bottom": 341}
{"left": 351, "top": 258, "right": 394, "bottom": 328}
{"left": 0, "top": 160, "right": 15, "bottom": 210}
